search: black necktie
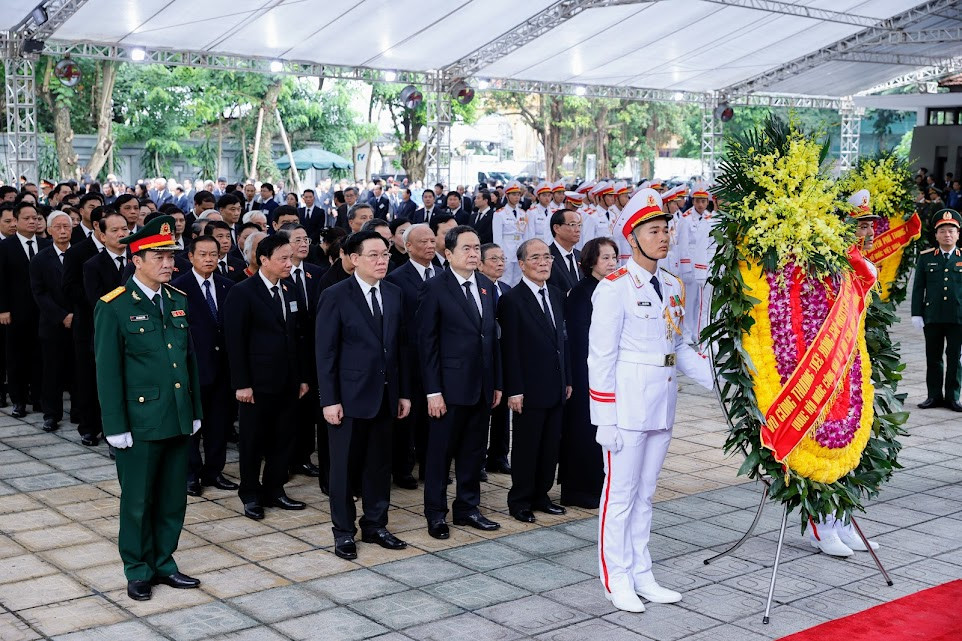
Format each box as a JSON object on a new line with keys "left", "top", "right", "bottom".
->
{"left": 539, "top": 288, "right": 555, "bottom": 331}
{"left": 151, "top": 293, "right": 163, "bottom": 315}
{"left": 650, "top": 275, "right": 663, "bottom": 301}
{"left": 271, "top": 285, "right": 284, "bottom": 319}
{"left": 424, "top": 267, "right": 433, "bottom": 281}
{"left": 293, "top": 268, "right": 306, "bottom": 300}
{"left": 203, "top": 280, "right": 217, "bottom": 318}
{"left": 116, "top": 255, "right": 125, "bottom": 273}
{"left": 567, "top": 253, "right": 578, "bottom": 280}
{"left": 370, "top": 286, "right": 383, "bottom": 333}
{"left": 26, "top": 240, "right": 35, "bottom": 259}
{"left": 463, "top": 281, "right": 480, "bottom": 321}
{"left": 219, "top": 260, "right": 228, "bottom": 276}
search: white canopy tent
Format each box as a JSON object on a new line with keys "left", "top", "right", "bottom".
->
{"left": 3, "top": 0, "right": 962, "bottom": 184}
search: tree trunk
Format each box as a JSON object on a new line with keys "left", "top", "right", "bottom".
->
{"left": 543, "top": 96, "right": 565, "bottom": 180}
{"left": 641, "top": 110, "right": 659, "bottom": 178}
{"left": 594, "top": 104, "right": 611, "bottom": 178}
{"left": 39, "top": 58, "right": 79, "bottom": 180}
{"left": 254, "top": 80, "right": 283, "bottom": 182}
{"left": 216, "top": 118, "right": 223, "bottom": 178}
{"left": 84, "top": 61, "right": 117, "bottom": 179}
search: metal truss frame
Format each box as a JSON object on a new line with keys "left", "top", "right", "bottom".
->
{"left": 858, "top": 57, "right": 962, "bottom": 94}
{"left": 700, "top": 94, "right": 724, "bottom": 181}
{"left": 838, "top": 98, "right": 864, "bottom": 176}
{"left": 831, "top": 52, "right": 962, "bottom": 67}
{"left": 424, "top": 73, "right": 453, "bottom": 188}
{"left": 3, "top": 56, "right": 38, "bottom": 185}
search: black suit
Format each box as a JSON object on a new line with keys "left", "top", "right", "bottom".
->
{"left": 416, "top": 269, "right": 502, "bottom": 522}
{"left": 298, "top": 205, "right": 327, "bottom": 242}
{"left": 316, "top": 276, "right": 408, "bottom": 539}
{"left": 70, "top": 223, "right": 96, "bottom": 246}
{"left": 486, "top": 280, "right": 512, "bottom": 469}
{"left": 370, "top": 195, "right": 391, "bottom": 220}
{"left": 30, "top": 245, "right": 74, "bottom": 422}
{"left": 61, "top": 237, "right": 102, "bottom": 437}
{"left": 215, "top": 254, "right": 247, "bottom": 283}
{"left": 317, "top": 260, "right": 350, "bottom": 294}
{"left": 498, "top": 281, "right": 571, "bottom": 513}
{"left": 224, "top": 275, "right": 306, "bottom": 505}
{"left": 335, "top": 203, "right": 349, "bottom": 229}
{"left": 469, "top": 208, "right": 494, "bottom": 246}
{"left": 0, "top": 235, "right": 51, "bottom": 408}
{"left": 445, "top": 207, "right": 469, "bottom": 226}
{"left": 171, "top": 271, "right": 235, "bottom": 485}
{"left": 411, "top": 207, "right": 439, "bottom": 225}
{"left": 547, "top": 243, "right": 582, "bottom": 293}
{"left": 395, "top": 200, "right": 416, "bottom": 221}
{"left": 83, "top": 250, "right": 126, "bottom": 309}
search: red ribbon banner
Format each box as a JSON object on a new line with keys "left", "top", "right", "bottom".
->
{"left": 865, "top": 212, "right": 922, "bottom": 265}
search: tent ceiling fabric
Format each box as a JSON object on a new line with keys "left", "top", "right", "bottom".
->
{"left": 21, "top": 0, "right": 962, "bottom": 98}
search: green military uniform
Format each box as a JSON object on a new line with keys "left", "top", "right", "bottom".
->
{"left": 94, "top": 217, "right": 203, "bottom": 584}
{"left": 911, "top": 209, "right": 962, "bottom": 406}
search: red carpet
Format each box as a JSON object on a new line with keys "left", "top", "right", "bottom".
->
{"left": 777, "top": 580, "right": 962, "bottom": 641}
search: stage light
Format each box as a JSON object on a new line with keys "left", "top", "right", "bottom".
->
{"left": 451, "top": 80, "right": 475, "bottom": 106}
{"left": 713, "top": 102, "right": 734, "bottom": 122}
{"left": 22, "top": 38, "right": 44, "bottom": 55}
{"left": 130, "top": 48, "right": 146, "bottom": 62}
{"left": 270, "top": 60, "right": 283, "bottom": 73}
{"left": 384, "top": 71, "right": 397, "bottom": 82}
{"left": 399, "top": 85, "right": 423, "bottom": 110}
{"left": 30, "top": 5, "right": 48, "bottom": 26}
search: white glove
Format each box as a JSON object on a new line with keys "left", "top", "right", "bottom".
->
{"left": 595, "top": 424, "right": 623, "bottom": 453}
{"left": 911, "top": 316, "right": 925, "bottom": 330}
{"left": 106, "top": 432, "right": 133, "bottom": 449}
{"left": 192, "top": 419, "right": 202, "bottom": 435}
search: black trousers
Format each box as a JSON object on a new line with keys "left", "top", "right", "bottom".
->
{"left": 487, "top": 402, "right": 510, "bottom": 467}
{"left": 40, "top": 327, "right": 73, "bottom": 421}
{"left": 508, "top": 403, "right": 563, "bottom": 512}
{"left": 291, "top": 392, "right": 321, "bottom": 471}
{"left": 392, "top": 395, "right": 424, "bottom": 479}
{"left": 73, "top": 337, "right": 101, "bottom": 437}
{"left": 328, "top": 394, "right": 392, "bottom": 539}
{"left": 924, "top": 322, "right": 962, "bottom": 402}
{"left": 0, "top": 325, "right": 7, "bottom": 402}
{"left": 189, "top": 378, "right": 233, "bottom": 483}
{"left": 237, "top": 388, "right": 297, "bottom": 505}
{"left": 6, "top": 324, "right": 41, "bottom": 408}
{"left": 424, "top": 399, "right": 488, "bottom": 522}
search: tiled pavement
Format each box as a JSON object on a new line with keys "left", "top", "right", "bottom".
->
{"left": 1, "top": 299, "right": 961, "bottom": 640}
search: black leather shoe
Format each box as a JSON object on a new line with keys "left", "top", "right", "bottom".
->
{"left": 81, "top": 434, "right": 99, "bottom": 446}
{"left": 186, "top": 480, "right": 203, "bottom": 497}
{"left": 479, "top": 469, "right": 489, "bottom": 482}
{"left": 334, "top": 537, "right": 357, "bottom": 560}
{"left": 535, "top": 502, "right": 566, "bottom": 516}
{"left": 486, "top": 459, "right": 511, "bottom": 474}
{"left": 69, "top": 412, "right": 80, "bottom": 424}
{"left": 42, "top": 418, "right": 58, "bottom": 432}
{"left": 243, "top": 502, "right": 264, "bottom": 520}
{"left": 454, "top": 513, "right": 501, "bottom": 531}
{"left": 153, "top": 572, "right": 200, "bottom": 589}
{"left": 394, "top": 474, "right": 418, "bottom": 490}
{"left": 203, "top": 474, "right": 239, "bottom": 491}
{"left": 362, "top": 528, "right": 407, "bottom": 550}
{"left": 427, "top": 520, "right": 450, "bottom": 539}
{"left": 918, "top": 397, "right": 942, "bottom": 409}
{"left": 269, "top": 495, "right": 306, "bottom": 510}
{"left": 511, "top": 509, "right": 536, "bottom": 523}
{"left": 127, "top": 580, "right": 152, "bottom": 601}
{"left": 11, "top": 405, "right": 26, "bottom": 418}
{"left": 946, "top": 400, "right": 962, "bottom": 412}
{"left": 290, "top": 462, "right": 321, "bottom": 478}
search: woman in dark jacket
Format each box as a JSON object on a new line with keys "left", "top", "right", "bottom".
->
{"left": 559, "top": 237, "right": 620, "bottom": 508}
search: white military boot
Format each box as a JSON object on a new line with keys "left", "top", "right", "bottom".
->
{"left": 810, "top": 528, "right": 854, "bottom": 557}
{"left": 634, "top": 572, "right": 682, "bottom": 604}
{"left": 605, "top": 588, "right": 645, "bottom": 613}
{"left": 837, "top": 522, "right": 880, "bottom": 552}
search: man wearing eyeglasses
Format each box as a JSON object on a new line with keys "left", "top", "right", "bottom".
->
{"left": 547, "top": 209, "right": 583, "bottom": 293}
{"left": 479, "top": 243, "right": 512, "bottom": 476}
{"left": 317, "top": 230, "right": 411, "bottom": 560}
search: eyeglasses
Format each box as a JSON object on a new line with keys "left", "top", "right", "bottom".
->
{"left": 524, "top": 254, "right": 554, "bottom": 263}
{"left": 359, "top": 252, "right": 391, "bottom": 261}
{"left": 290, "top": 237, "right": 312, "bottom": 245}
{"left": 560, "top": 222, "right": 582, "bottom": 229}
{"left": 484, "top": 256, "right": 507, "bottom": 263}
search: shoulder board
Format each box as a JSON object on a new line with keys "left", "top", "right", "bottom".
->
{"left": 164, "top": 284, "right": 187, "bottom": 296}
{"left": 100, "top": 286, "right": 125, "bottom": 303}
{"left": 659, "top": 267, "right": 681, "bottom": 280}
{"left": 495, "top": 207, "right": 505, "bottom": 213}
{"left": 920, "top": 248, "right": 936, "bottom": 254}
{"left": 605, "top": 266, "right": 629, "bottom": 282}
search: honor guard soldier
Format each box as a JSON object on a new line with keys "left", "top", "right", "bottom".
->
{"left": 549, "top": 180, "right": 566, "bottom": 212}
{"left": 527, "top": 182, "right": 554, "bottom": 243}
{"left": 492, "top": 180, "right": 527, "bottom": 286}
{"left": 912, "top": 208, "right": 962, "bottom": 412}
{"left": 659, "top": 185, "right": 687, "bottom": 275}
{"left": 94, "top": 215, "right": 204, "bottom": 602}
{"left": 574, "top": 181, "right": 596, "bottom": 250}
{"left": 676, "top": 181, "right": 716, "bottom": 343}
{"left": 588, "top": 188, "right": 714, "bottom": 613}
{"left": 589, "top": 181, "right": 616, "bottom": 242}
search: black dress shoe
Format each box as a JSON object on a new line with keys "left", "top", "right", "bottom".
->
{"left": 69, "top": 412, "right": 80, "bottom": 424}
{"left": 81, "top": 434, "right": 99, "bottom": 446}
{"left": 394, "top": 474, "right": 418, "bottom": 490}
{"left": 153, "top": 572, "right": 200, "bottom": 589}
{"left": 362, "top": 528, "right": 407, "bottom": 550}
{"left": 479, "top": 469, "right": 489, "bottom": 482}
{"left": 11, "top": 405, "right": 26, "bottom": 418}
{"left": 535, "top": 502, "right": 566, "bottom": 516}
{"left": 946, "top": 400, "right": 962, "bottom": 412}
{"left": 319, "top": 483, "right": 329, "bottom": 496}
{"left": 203, "top": 474, "right": 239, "bottom": 491}
{"left": 290, "top": 462, "right": 321, "bottom": 477}
{"left": 186, "top": 480, "right": 203, "bottom": 497}
{"left": 334, "top": 537, "right": 357, "bottom": 560}
{"left": 243, "top": 502, "right": 264, "bottom": 520}
{"left": 454, "top": 513, "right": 501, "bottom": 531}
{"left": 269, "top": 495, "right": 306, "bottom": 510}
{"left": 486, "top": 460, "right": 512, "bottom": 474}
{"left": 427, "top": 520, "right": 450, "bottom": 539}
{"left": 511, "top": 509, "right": 536, "bottom": 523}
{"left": 918, "top": 397, "right": 943, "bottom": 409}
{"left": 127, "top": 580, "right": 152, "bottom": 601}
{"left": 42, "top": 418, "right": 58, "bottom": 432}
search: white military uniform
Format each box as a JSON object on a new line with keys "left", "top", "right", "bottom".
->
{"left": 676, "top": 206, "right": 717, "bottom": 343}
{"left": 525, "top": 202, "right": 553, "bottom": 244}
{"left": 493, "top": 202, "right": 526, "bottom": 286}
{"left": 589, "top": 260, "right": 713, "bottom": 599}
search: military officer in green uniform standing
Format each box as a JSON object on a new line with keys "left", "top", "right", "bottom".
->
{"left": 94, "top": 215, "right": 204, "bottom": 601}
{"left": 912, "top": 208, "right": 962, "bottom": 412}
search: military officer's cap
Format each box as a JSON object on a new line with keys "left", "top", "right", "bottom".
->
{"left": 535, "top": 181, "right": 553, "bottom": 196}
{"left": 691, "top": 181, "right": 711, "bottom": 200}
{"left": 661, "top": 184, "right": 687, "bottom": 202}
{"left": 613, "top": 181, "right": 631, "bottom": 197}
{"left": 933, "top": 208, "right": 961, "bottom": 230}
{"left": 122, "top": 214, "right": 179, "bottom": 253}
{"left": 576, "top": 180, "right": 596, "bottom": 195}
{"left": 564, "top": 191, "right": 585, "bottom": 205}
{"left": 591, "top": 181, "right": 613, "bottom": 197}
{"left": 847, "top": 189, "right": 878, "bottom": 220}
{"left": 616, "top": 188, "right": 669, "bottom": 238}
{"left": 552, "top": 180, "right": 566, "bottom": 193}
{"left": 648, "top": 178, "right": 664, "bottom": 191}
{"left": 503, "top": 180, "right": 523, "bottom": 195}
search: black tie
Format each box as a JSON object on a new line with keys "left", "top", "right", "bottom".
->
{"left": 567, "top": 253, "right": 578, "bottom": 280}
{"left": 370, "top": 286, "right": 383, "bottom": 333}
{"left": 26, "top": 240, "right": 35, "bottom": 259}
{"left": 271, "top": 285, "right": 284, "bottom": 319}
{"left": 219, "top": 260, "right": 228, "bottom": 276}
{"left": 539, "top": 288, "right": 555, "bottom": 331}
{"left": 463, "top": 281, "right": 480, "bottom": 321}
{"left": 116, "top": 255, "right": 125, "bottom": 273}
{"left": 424, "top": 266, "right": 432, "bottom": 281}
{"left": 650, "top": 275, "right": 663, "bottom": 301}
{"left": 151, "top": 293, "right": 163, "bottom": 315}
{"left": 293, "top": 268, "right": 306, "bottom": 300}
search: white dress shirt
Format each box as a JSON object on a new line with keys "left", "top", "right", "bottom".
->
{"left": 354, "top": 272, "right": 382, "bottom": 315}
{"left": 258, "top": 270, "right": 286, "bottom": 319}
{"left": 451, "top": 269, "right": 483, "bottom": 317}
{"left": 193, "top": 269, "right": 216, "bottom": 311}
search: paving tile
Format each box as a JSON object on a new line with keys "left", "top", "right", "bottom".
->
{"left": 19, "top": 595, "right": 128, "bottom": 637}
{"left": 350, "top": 590, "right": 462, "bottom": 630}
{"left": 674, "top": 583, "right": 766, "bottom": 623}
{"left": 220, "top": 532, "right": 314, "bottom": 562}
{"left": 537, "top": 617, "right": 653, "bottom": 641}
{"left": 0, "top": 611, "right": 41, "bottom": 641}
{"left": 0, "top": 535, "right": 27, "bottom": 559}
{"left": 844, "top": 574, "right": 932, "bottom": 602}
{"left": 0, "top": 461, "right": 57, "bottom": 479}
{"left": 476, "top": 595, "right": 590, "bottom": 636}
{"left": 229, "top": 584, "right": 334, "bottom": 623}
{"left": 181, "top": 501, "right": 239, "bottom": 526}
{"left": 403, "top": 612, "right": 522, "bottom": 641}
{"left": 305, "top": 568, "right": 407, "bottom": 604}
{"left": 184, "top": 515, "right": 277, "bottom": 543}
{"left": 53, "top": 497, "right": 122, "bottom": 522}
{"left": 373, "top": 554, "right": 473, "bottom": 588}
{"left": 71, "top": 466, "right": 121, "bottom": 484}
{"left": 273, "top": 606, "right": 388, "bottom": 641}
{"left": 260, "top": 548, "right": 352, "bottom": 582}
{"left": 722, "top": 566, "right": 833, "bottom": 605}
{"left": 646, "top": 533, "right": 701, "bottom": 561}
{"left": 542, "top": 579, "right": 617, "bottom": 617}
{"left": 790, "top": 586, "right": 884, "bottom": 619}
{"left": 40, "top": 540, "right": 118, "bottom": 571}
{"left": 5, "top": 472, "right": 80, "bottom": 492}
{"left": 52, "top": 620, "right": 166, "bottom": 641}
{"left": 0, "top": 493, "right": 44, "bottom": 514}
{"left": 402, "top": 526, "right": 486, "bottom": 552}
{"left": 883, "top": 492, "right": 960, "bottom": 516}
{"left": 654, "top": 522, "right": 745, "bottom": 549}
{"left": 676, "top": 623, "right": 772, "bottom": 641}
{"left": 874, "top": 526, "right": 962, "bottom": 558}
{"left": 196, "top": 563, "right": 290, "bottom": 599}
{"left": 0, "top": 573, "right": 90, "bottom": 610}
{"left": 169, "top": 544, "right": 247, "bottom": 575}
{"left": 658, "top": 548, "right": 765, "bottom": 583}
{"left": 0, "top": 553, "right": 59, "bottom": 584}
{"left": 22, "top": 442, "right": 91, "bottom": 459}
{"left": 10, "top": 523, "right": 101, "bottom": 552}
{"left": 892, "top": 557, "right": 962, "bottom": 586}
{"left": 72, "top": 563, "right": 127, "bottom": 592}
{"left": 147, "top": 601, "right": 258, "bottom": 641}
{"left": 498, "top": 529, "right": 588, "bottom": 556}
{"left": 659, "top": 496, "right": 741, "bottom": 520}
{"left": 548, "top": 545, "right": 597, "bottom": 576}
{"left": 1, "top": 506, "right": 70, "bottom": 531}
{"left": 489, "top": 559, "right": 592, "bottom": 592}
{"left": 31, "top": 483, "right": 113, "bottom": 509}
{"left": 731, "top": 603, "right": 827, "bottom": 639}
{"left": 46, "top": 454, "right": 109, "bottom": 472}
{"left": 421, "top": 573, "right": 529, "bottom": 610}
{"left": 604, "top": 602, "right": 721, "bottom": 641}
{"left": 205, "top": 626, "right": 291, "bottom": 641}
{"left": 436, "top": 541, "right": 533, "bottom": 572}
